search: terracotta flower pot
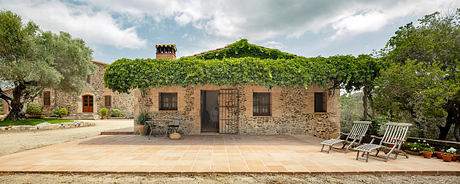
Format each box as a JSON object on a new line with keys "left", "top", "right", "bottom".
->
{"left": 435, "top": 151, "right": 444, "bottom": 159}
{"left": 136, "top": 124, "right": 146, "bottom": 135}
{"left": 101, "top": 115, "right": 107, "bottom": 120}
{"left": 422, "top": 151, "right": 433, "bottom": 159}
{"left": 442, "top": 154, "right": 453, "bottom": 162}
{"left": 406, "top": 150, "right": 421, "bottom": 156}
{"left": 169, "top": 132, "right": 181, "bottom": 140}
{"left": 452, "top": 154, "right": 459, "bottom": 161}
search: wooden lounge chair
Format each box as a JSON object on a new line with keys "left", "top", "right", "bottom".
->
{"left": 353, "top": 122, "right": 411, "bottom": 162}
{"left": 320, "top": 121, "right": 371, "bottom": 153}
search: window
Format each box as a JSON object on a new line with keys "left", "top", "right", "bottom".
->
{"left": 253, "top": 93, "right": 271, "bottom": 116}
{"left": 86, "top": 75, "right": 91, "bottom": 84}
{"left": 314, "top": 92, "right": 327, "bottom": 112}
{"left": 104, "top": 96, "right": 112, "bottom": 107}
{"left": 159, "top": 93, "right": 177, "bottom": 110}
{"left": 43, "top": 91, "right": 51, "bottom": 106}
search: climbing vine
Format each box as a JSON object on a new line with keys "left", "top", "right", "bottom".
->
{"left": 186, "top": 39, "right": 299, "bottom": 60}
{"left": 103, "top": 55, "right": 371, "bottom": 93}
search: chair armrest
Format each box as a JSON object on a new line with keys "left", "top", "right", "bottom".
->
{"left": 369, "top": 135, "right": 382, "bottom": 144}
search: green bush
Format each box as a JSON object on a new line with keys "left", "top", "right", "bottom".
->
{"left": 136, "top": 112, "right": 147, "bottom": 125}
{"left": 110, "top": 108, "right": 122, "bottom": 117}
{"left": 100, "top": 108, "right": 108, "bottom": 116}
{"left": 52, "top": 108, "right": 60, "bottom": 117}
{"left": 26, "top": 103, "right": 42, "bottom": 115}
{"left": 59, "top": 107, "right": 68, "bottom": 116}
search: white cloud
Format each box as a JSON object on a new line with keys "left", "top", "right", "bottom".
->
{"left": 78, "top": 0, "right": 458, "bottom": 41}
{"left": 1, "top": 0, "right": 457, "bottom": 48}
{"left": 0, "top": 0, "right": 147, "bottom": 49}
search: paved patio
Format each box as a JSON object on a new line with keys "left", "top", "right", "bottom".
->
{"left": 0, "top": 135, "right": 458, "bottom": 174}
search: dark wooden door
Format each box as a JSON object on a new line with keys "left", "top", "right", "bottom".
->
{"left": 82, "top": 95, "right": 93, "bottom": 112}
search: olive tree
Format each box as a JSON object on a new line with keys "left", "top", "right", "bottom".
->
{"left": 0, "top": 11, "right": 96, "bottom": 120}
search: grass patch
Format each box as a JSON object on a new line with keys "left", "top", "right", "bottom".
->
{"left": 0, "top": 119, "right": 73, "bottom": 127}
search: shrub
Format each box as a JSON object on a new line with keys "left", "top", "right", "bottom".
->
{"left": 110, "top": 108, "right": 122, "bottom": 117}
{"left": 100, "top": 108, "right": 108, "bottom": 116}
{"left": 136, "top": 112, "right": 147, "bottom": 125}
{"left": 26, "top": 103, "right": 42, "bottom": 115}
{"left": 59, "top": 107, "right": 68, "bottom": 116}
{"left": 52, "top": 108, "right": 60, "bottom": 117}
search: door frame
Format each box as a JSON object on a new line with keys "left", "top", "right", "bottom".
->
{"left": 82, "top": 95, "right": 94, "bottom": 112}
{"left": 200, "top": 90, "right": 219, "bottom": 132}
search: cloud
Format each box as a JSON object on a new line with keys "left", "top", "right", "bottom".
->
{"left": 1, "top": 0, "right": 457, "bottom": 49}
{"left": 0, "top": 0, "right": 147, "bottom": 49}
{"left": 78, "top": 0, "right": 458, "bottom": 41}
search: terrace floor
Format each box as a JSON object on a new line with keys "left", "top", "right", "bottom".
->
{"left": 0, "top": 134, "right": 458, "bottom": 174}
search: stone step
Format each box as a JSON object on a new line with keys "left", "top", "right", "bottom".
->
{"left": 64, "top": 113, "right": 98, "bottom": 120}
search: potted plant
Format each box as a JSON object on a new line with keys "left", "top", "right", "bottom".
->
{"left": 110, "top": 108, "right": 123, "bottom": 118}
{"left": 135, "top": 112, "right": 147, "bottom": 135}
{"left": 59, "top": 107, "right": 68, "bottom": 118}
{"left": 25, "top": 103, "right": 42, "bottom": 118}
{"left": 404, "top": 142, "right": 421, "bottom": 156}
{"left": 435, "top": 148, "right": 445, "bottom": 159}
{"left": 442, "top": 147, "right": 457, "bottom": 162}
{"left": 100, "top": 108, "right": 108, "bottom": 120}
{"left": 422, "top": 147, "right": 434, "bottom": 159}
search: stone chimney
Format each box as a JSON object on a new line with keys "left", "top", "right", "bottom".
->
{"left": 156, "top": 44, "right": 176, "bottom": 60}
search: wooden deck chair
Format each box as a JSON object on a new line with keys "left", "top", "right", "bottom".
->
{"left": 320, "top": 121, "right": 371, "bottom": 153}
{"left": 353, "top": 122, "right": 411, "bottom": 162}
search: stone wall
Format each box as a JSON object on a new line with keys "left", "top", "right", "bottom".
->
{"left": 134, "top": 84, "right": 340, "bottom": 139}
{"left": 36, "top": 62, "right": 134, "bottom": 117}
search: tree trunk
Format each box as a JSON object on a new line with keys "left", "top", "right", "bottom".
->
{"left": 362, "top": 86, "right": 371, "bottom": 120}
{"left": 4, "top": 83, "right": 26, "bottom": 121}
{"left": 439, "top": 100, "right": 460, "bottom": 141}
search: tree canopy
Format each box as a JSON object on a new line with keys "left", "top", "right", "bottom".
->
{"left": 375, "top": 9, "right": 460, "bottom": 140}
{"left": 0, "top": 10, "right": 96, "bottom": 120}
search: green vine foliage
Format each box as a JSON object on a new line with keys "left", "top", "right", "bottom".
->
{"left": 104, "top": 39, "right": 380, "bottom": 93}
{"left": 104, "top": 55, "right": 372, "bottom": 93}
{"left": 187, "top": 39, "right": 299, "bottom": 60}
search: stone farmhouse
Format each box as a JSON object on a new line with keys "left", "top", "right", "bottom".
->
{"left": 135, "top": 44, "right": 340, "bottom": 139}
{"left": 1, "top": 61, "right": 134, "bottom": 119}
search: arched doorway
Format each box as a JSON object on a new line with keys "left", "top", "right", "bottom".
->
{"left": 82, "top": 95, "right": 94, "bottom": 112}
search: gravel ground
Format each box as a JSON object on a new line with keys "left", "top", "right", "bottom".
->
{"left": 0, "top": 119, "right": 133, "bottom": 156}
{"left": 0, "top": 173, "right": 458, "bottom": 184}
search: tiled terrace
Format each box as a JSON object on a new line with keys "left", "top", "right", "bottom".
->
{"left": 0, "top": 135, "right": 458, "bottom": 174}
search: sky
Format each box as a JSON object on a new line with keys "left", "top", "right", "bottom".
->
{"left": 0, "top": 0, "right": 458, "bottom": 63}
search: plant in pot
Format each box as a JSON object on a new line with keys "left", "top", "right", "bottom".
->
{"left": 442, "top": 147, "right": 457, "bottom": 162}
{"left": 110, "top": 108, "right": 123, "bottom": 117}
{"left": 100, "top": 108, "right": 108, "bottom": 120}
{"left": 135, "top": 112, "right": 147, "bottom": 135}
{"left": 404, "top": 142, "right": 421, "bottom": 156}
{"left": 422, "top": 147, "right": 434, "bottom": 159}
{"left": 26, "top": 103, "right": 42, "bottom": 118}
{"left": 435, "top": 148, "right": 445, "bottom": 159}
{"left": 59, "top": 107, "right": 68, "bottom": 118}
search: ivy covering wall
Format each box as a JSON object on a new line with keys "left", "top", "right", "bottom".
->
{"left": 104, "top": 39, "right": 377, "bottom": 93}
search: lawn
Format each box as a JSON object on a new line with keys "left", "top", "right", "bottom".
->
{"left": 0, "top": 119, "right": 73, "bottom": 127}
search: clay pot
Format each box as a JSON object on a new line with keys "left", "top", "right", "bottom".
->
{"left": 442, "top": 154, "right": 453, "bottom": 162}
{"left": 422, "top": 151, "right": 433, "bottom": 159}
{"left": 169, "top": 132, "right": 181, "bottom": 140}
{"left": 452, "top": 154, "right": 459, "bottom": 161}
{"left": 406, "top": 151, "right": 421, "bottom": 156}
{"left": 136, "top": 124, "right": 146, "bottom": 135}
{"left": 435, "top": 151, "right": 444, "bottom": 159}
{"left": 101, "top": 115, "right": 107, "bottom": 120}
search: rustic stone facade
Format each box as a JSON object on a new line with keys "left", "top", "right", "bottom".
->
{"left": 134, "top": 84, "right": 340, "bottom": 139}
{"left": 36, "top": 61, "right": 134, "bottom": 118}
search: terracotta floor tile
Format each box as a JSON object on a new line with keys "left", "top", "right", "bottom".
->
{"left": 0, "top": 135, "right": 459, "bottom": 174}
